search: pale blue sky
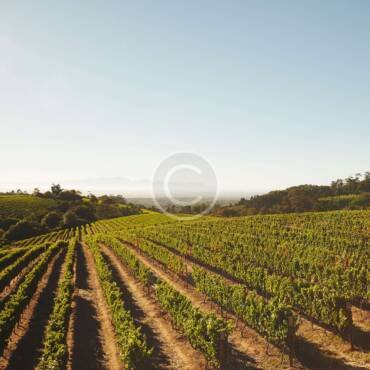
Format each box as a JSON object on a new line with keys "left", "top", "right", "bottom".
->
{"left": 1, "top": 1, "right": 369, "bottom": 194}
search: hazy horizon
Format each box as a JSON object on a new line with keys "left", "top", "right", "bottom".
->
{"left": 0, "top": 170, "right": 364, "bottom": 199}
{"left": 0, "top": 175, "right": 256, "bottom": 198}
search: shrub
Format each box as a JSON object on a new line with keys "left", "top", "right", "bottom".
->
{"left": 63, "top": 210, "right": 88, "bottom": 228}
{"left": 74, "top": 205, "right": 96, "bottom": 222}
{"left": 41, "top": 212, "right": 62, "bottom": 229}
{"left": 4, "top": 220, "right": 42, "bottom": 241}
{"left": 0, "top": 218, "right": 19, "bottom": 231}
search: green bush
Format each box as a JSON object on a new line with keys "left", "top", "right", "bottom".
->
{"left": 42, "top": 212, "right": 62, "bottom": 229}
{"left": 4, "top": 220, "right": 42, "bottom": 241}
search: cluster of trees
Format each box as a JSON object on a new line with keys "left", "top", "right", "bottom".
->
{"left": 162, "top": 202, "right": 217, "bottom": 215}
{"left": 0, "top": 185, "right": 141, "bottom": 243}
{"left": 217, "top": 172, "right": 370, "bottom": 216}
{"left": 330, "top": 172, "right": 370, "bottom": 194}
{"left": 146, "top": 200, "right": 225, "bottom": 216}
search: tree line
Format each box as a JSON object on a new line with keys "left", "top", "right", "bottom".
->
{"left": 218, "top": 172, "right": 370, "bottom": 216}
{"left": 0, "top": 184, "right": 141, "bottom": 243}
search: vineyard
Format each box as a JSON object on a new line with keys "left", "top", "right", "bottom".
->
{"left": 0, "top": 195, "right": 56, "bottom": 219}
{"left": 0, "top": 210, "right": 369, "bottom": 370}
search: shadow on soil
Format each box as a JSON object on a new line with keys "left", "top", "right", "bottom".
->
{"left": 102, "top": 251, "right": 173, "bottom": 370}
{"left": 295, "top": 336, "right": 369, "bottom": 370}
{"left": 103, "top": 249, "right": 262, "bottom": 370}
{"left": 72, "top": 244, "right": 105, "bottom": 370}
{"left": 7, "top": 251, "right": 65, "bottom": 370}
{"left": 350, "top": 325, "right": 370, "bottom": 352}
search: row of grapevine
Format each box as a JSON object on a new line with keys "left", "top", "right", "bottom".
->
{"left": 183, "top": 210, "right": 369, "bottom": 251}
{"left": 90, "top": 212, "right": 174, "bottom": 234}
{"left": 142, "top": 218, "right": 368, "bottom": 302}
{"left": 191, "top": 266, "right": 296, "bottom": 345}
{"left": 87, "top": 210, "right": 369, "bottom": 306}
{"left": 134, "top": 229, "right": 352, "bottom": 332}
{"left": 98, "top": 235, "right": 155, "bottom": 287}
{"left": 155, "top": 280, "right": 231, "bottom": 367}
{"left": 0, "top": 241, "right": 67, "bottom": 354}
{"left": 0, "top": 247, "right": 29, "bottom": 270}
{"left": 0, "top": 244, "right": 49, "bottom": 294}
{"left": 118, "top": 233, "right": 187, "bottom": 277}
{"left": 107, "top": 232, "right": 296, "bottom": 348}
{"left": 94, "top": 234, "right": 232, "bottom": 367}
{"left": 37, "top": 237, "right": 77, "bottom": 369}
{"left": 86, "top": 238, "right": 152, "bottom": 369}
{"left": 16, "top": 227, "right": 76, "bottom": 248}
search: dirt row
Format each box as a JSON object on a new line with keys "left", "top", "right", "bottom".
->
{"left": 70, "top": 243, "right": 115, "bottom": 370}
{"left": 118, "top": 239, "right": 370, "bottom": 370}
{"left": 76, "top": 241, "right": 212, "bottom": 370}
{"left": 101, "top": 244, "right": 207, "bottom": 370}
{"left": 66, "top": 256, "right": 77, "bottom": 370}
{"left": 0, "top": 241, "right": 202, "bottom": 370}
{"left": 109, "top": 241, "right": 307, "bottom": 370}
{"left": 1, "top": 239, "right": 368, "bottom": 370}
{"left": 0, "top": 250, "right": 65, "bottom": 370}
{"left": 0, "top": 256, "right": 42, "bottom": 302}
{"left": 137, "top": 237, "right": 370, "bottom": 369}
{"left": 0, "top": 243, "right": 110, "bottom": 370}
{"left": 352, "top": 307, "right": 370, "bottom": 334}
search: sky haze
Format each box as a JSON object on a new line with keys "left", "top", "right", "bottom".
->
{"left": 1, "top": 1, "right": 369, "bottom": 195}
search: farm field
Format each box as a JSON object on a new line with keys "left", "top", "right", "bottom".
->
{"left": 0, "top": 210, "right": 369, "bottom": 370}
{"left": 0, "top": 195, "right": 56, "bottom": 219}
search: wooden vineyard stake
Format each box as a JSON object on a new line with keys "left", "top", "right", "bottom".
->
{"left": 346, "top": 301, "right": 354, "bottom": 351}
{"left": 218, "top": 331, "right": 228, "bottom": 368}
{"left": 288, "top": 315, "right": 295, "bottom": 368}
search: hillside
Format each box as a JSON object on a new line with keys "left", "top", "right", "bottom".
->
{"left": 217, "top": 172, "right": 370, "bottom": 216}
{"left": 0, "top": 210, "right": 368, "bottom": 370}
{"left": 0, "top": 194, "right": 56, "bottom": 219}
{"left": 0, "top": 187, "right": 142, "bottom": 244}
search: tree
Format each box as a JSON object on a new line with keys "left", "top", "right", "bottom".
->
{"left": 287, "top": 189, "right": 314, "bottom": 212}
{"left": 42, "top": 212, "right": 62, "bottom": 229}
{"left": 0, "top": 218, "right": 19, "bottom": 231}
{"left": 349, "top": 193, "right": 370, "bottom": 208}
{"left": 96, "top": 204, "right": 121, "bottom": 219}
{"left": 331, "top": 179, "right": 344, "bottom": 195}
{"left": 87, "top": 193, "right": 98, "bottom": 203}
{"left": 51, "top": 184, "right": 63, "bottom": 197}
{"left": 63, "top": 211, "right": 84, "bottom": 228}
{"left": 113, "top": 195, "right": 127, "bottom": 204}
{"left": 359, "top": 172, "right": 370, "bottom": 192}
{"left": 345, "top": 176, "right": 360, "bottom": 193}
{"left": 4, "top": 220, "right": 41, "bottom": 241}
{"left": 33, "top": 188, "right": 42, "bottom": 197}
{"left": 119, "top": 204, "right": 141, "bottom": 216}
{"left": 57, "top": 190, "right": 82, "bottom": 202}
{"left": 100, "top": 196, "right": 115, "bottom": 205}
{"left": 218, "top": 208, "right": 239, "bottom": 217}
{"left": 74, "top": 205, "right": 96, "bottom": 222}
{"left": 238, "top": 197, "right": 247, "bottom": 205}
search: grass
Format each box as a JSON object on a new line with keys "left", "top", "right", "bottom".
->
{"left": 0, "top": 195, "right": 56, "bottom": 219}
{"left": 319, "top": 194, "right": 360, "bottom": 201}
